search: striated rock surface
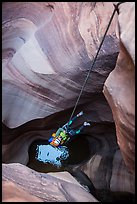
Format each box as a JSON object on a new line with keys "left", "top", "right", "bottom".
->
{"left": 2, "top": 180, "right": 44, "bottom": 202}
{"left": 79, "top": 145, "right": 134, "bottom": 194}
{"left": 2, "top": 2, "right": 135, "bottom": 202}
{"left": 103, "top": 2, "right": 135, "bottom": 175}
{"left": 2, "top": 2, "right": 118, "bottom": 128}
{"left": 2, "top": 163, "right": 98, "bottom": 202}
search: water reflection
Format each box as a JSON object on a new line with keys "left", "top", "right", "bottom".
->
{"left": 36, "top": 144, "right": 69, "bottom": 167}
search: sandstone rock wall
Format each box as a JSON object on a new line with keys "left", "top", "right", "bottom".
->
{"left": 103, "top": 2, "right": 135, "bottom": 175}
{"left": 2, "top": 163, "right": 98, "bottom": 202}
{"left": 2, "top": 2, "right": 118, "bottom": 128}
{"left": 2, "top": 2, "right": 135, "bottom": 202}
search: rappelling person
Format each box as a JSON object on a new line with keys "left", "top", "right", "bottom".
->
{"left": 48, "top": 111, "right": 90, "bottom": 147}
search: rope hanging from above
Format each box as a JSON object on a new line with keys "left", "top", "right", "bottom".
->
{"left": 66, "top": 2, "right": 125, "bottom": 131}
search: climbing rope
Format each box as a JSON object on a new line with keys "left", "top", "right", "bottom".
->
{"left": 66, "top": 2, "right": 125, "bottom": 131}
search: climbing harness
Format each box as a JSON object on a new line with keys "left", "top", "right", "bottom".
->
{"left": 66, "top": 2, "right": 125, "bottom": 131}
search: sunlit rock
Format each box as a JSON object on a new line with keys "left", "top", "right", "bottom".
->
{"left": 2, "top": 163, "right": 98, "bottom": 202}
{"left": 2, "top": 2, "right": 118, "bottom": 128}
{"left": 2, "top": 180, "right": 44, "bottom": 202}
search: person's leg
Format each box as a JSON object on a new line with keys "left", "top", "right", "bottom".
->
{"left": 67, "top": 129, "right": 76, "bottom": 136}
{"left": 62, "top": 111, "right": 83, "bottom": 130}
{"left": 67, "top": 124, "right": 85, "bottom": 136}
{"left": 75, "top": 122, "right": 90, "bottom": 135}
{"left": 70, "top": 111, "right": 83, "bottom": 124}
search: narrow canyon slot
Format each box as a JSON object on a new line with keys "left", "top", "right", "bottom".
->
{"left": 2, "top": 2, "right": 135, "bottom": 202}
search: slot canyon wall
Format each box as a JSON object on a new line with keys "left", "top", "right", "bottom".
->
{"left": 103, "top": 2, "right": 135, "bottom": 176}
{"left": 2, "top": 2, "right": 135, "bottom": 202}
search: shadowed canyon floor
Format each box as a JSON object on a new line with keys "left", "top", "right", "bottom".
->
{"left": 3, "top": 115, "right": 134, "bottom": 202}
{"left": 27, "top": 135, "right": 91, "bottom": 172}
{"left": 26, "top": 132, "right": 135, "bottom": 202}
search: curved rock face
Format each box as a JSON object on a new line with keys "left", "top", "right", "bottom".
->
{"left": 2, "top": 163, "right": 98, "bottom": 202}
{"left": 2, "top": 2, "right": 135, "bottom": 202}
{"left": 103, "top": 2, "right": 135, "bottom": 175}
{"left": 2, "top": 2, "right": 118, "bottom": 128}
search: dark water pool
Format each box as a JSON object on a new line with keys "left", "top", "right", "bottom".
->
{"left": 27, "top": 135, "right": 91, "bottom": 173}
